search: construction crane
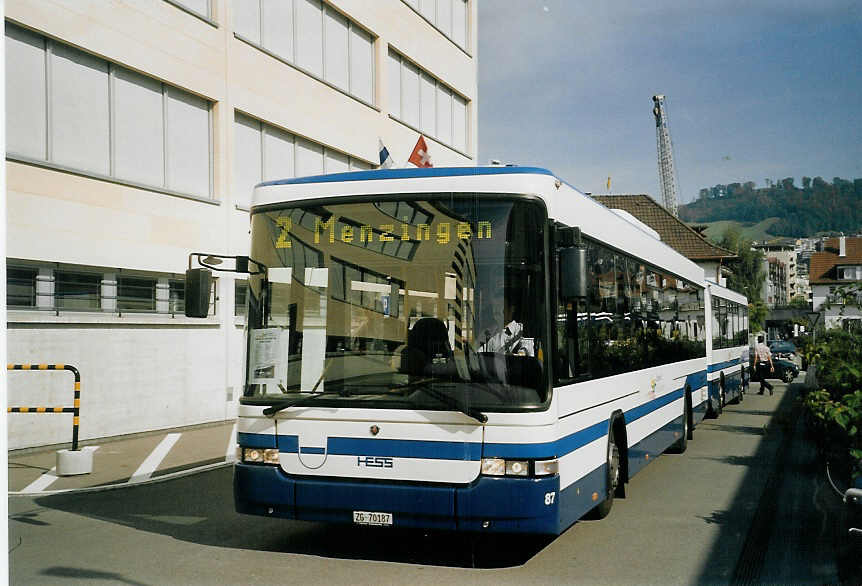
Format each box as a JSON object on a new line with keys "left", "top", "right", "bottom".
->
{"left": 652, "top": 94, "right": 680, "bottom": 217}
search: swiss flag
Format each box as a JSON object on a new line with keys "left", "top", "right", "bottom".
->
{"left": 408, "top": 135, "right": 433, "bottom": 168}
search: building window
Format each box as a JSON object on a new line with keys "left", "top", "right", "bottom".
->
{"left": 235, "top": 280, "right": 248, "bottom": 316}
{"left": 233, "top": 0, "right": 375, "bottom": 105}
{"left": 55, "top": 270, "right": 101, "bottom": 311}
{"left": 388, "top": 49, "right": 469, "bottom": 153}
{"left": 5, "top": 22, "right": 213, "bottom": 198}
{"left": 233, "top": 112, "right": 371, "bottom": 207}
{"left": 118, "top": 276, "right": 156, "bottom": 312}
{"left": 402, "top": 0, "right": 469, "bottom": 50}
{"left": 167, "top": 0, "right": 211, "bottom": 19}
{"left": 5, "top": 262, "right": 219, "bottom": 317}
{"left": 169, "top": 279, "right": 185, "bottom": 314}
{"left": 7, "top": 267, "right": 37, "bottom": 308}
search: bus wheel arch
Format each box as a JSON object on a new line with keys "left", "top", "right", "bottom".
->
{"left": 610, "top": 411, "right": 629, "bottom": 492}
{"left": 686, "top": 386, "right": 694, "bottom": 440}
{"left": 588, "top": 411, "right": 628, "bottom": 520}
{"left": 668, "top": 386, "right": 692, "bottom": 453}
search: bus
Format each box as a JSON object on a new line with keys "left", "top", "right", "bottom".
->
{"left": 705, "top": 281, "right": 750, "bottom": 416}
{"left": 185, "top": 166, "right": 712, "bottom": 535}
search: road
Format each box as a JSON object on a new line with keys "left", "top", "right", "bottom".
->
{"left": 8, "top": 379, "right": 856, "bottom": 585}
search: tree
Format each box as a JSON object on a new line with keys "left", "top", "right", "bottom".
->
{"left": 716, "top": 227, "right": 769, "bottom": 332}
{"left": 718, "top": 227, "right": 766, "bottom": 303}
{"left": 749, "top": 300, "right": 768, "bottom": 334}
{"left": 822, "top": 283, "right": 862, "bottom": 316}
{"left": 789, "top": 295, "right": 810, "bottom": 309}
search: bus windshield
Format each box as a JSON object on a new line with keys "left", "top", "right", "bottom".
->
{"left": 242, "top": 194, "right": 549, "bottom": 412}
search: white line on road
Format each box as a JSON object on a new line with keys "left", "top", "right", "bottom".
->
{"left": 129, "top": 433, "right": 181, "bottom": 484}
{"left": 22, "top": 446, "right": 100, "bottom": 493}
{"left": 226, "top": 422, "right": 238, "bottom": 462}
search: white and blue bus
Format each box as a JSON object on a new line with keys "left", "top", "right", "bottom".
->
{"left": 705, "top": 281, "right": 750, "bottom": 416}
{"left": 186, "top": 166, "right": 712, "bottom": 535}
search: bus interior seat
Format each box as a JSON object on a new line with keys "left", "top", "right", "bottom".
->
{"left": 405, "top": 318, "right": 453, "bottom": 376}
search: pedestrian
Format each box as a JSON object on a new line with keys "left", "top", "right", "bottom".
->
{"left": 754, "top": 335, "right": 774, "bottom": 395}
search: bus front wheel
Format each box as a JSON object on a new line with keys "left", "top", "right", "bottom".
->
{"left": 667, "top": 392, "right": 691, "bottom": 454}
{"left": 589, "top": 430, "right": 620, "bottom": 520}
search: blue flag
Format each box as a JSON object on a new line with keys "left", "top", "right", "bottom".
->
{"left": 378, "top": 138, "right": 394, "bottom": 169}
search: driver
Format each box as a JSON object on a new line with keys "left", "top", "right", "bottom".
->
{"left": 479, "top": 296, "right": 534, "bottom": 357}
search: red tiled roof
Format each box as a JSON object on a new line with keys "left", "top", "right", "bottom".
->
{"left": 591, "top": 194, "right": 736, "bottom": 261}
{"left": 810, "top": 237, "right": 862, "bottom": 284}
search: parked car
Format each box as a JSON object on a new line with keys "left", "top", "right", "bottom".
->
{"left": 749, "top": 348, "right": 800, "bottom": 383}
{"left": 768, "top": 340, "right": 798, "bottom": 362}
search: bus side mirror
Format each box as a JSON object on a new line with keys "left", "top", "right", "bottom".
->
{"left": 185, "top": 268, "right": 212, "bottom": 318}
{"left": 560, "top": 247, "right": 587, "bottom": 299}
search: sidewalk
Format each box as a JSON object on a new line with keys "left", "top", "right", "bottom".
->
{"left": 8, "top": 420, "right": 237, "bottom": 495}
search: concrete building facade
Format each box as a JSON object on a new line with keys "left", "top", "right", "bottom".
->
{"left": 754, "top": 243, "right": 795, "bottom": 306}
{"left": 5, "top": 0, "right": 478, "bottom": 449}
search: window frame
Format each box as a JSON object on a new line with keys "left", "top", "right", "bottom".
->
{"left": 552, "top": 230, "right": 706, "bottom": 386}
{"left": 232, "top": 111, "right": 371, "bottom": 209}
{"left": 5, "top": 23, "right": 214, "bottom": 201}
{"left": 232, "top": 0, "right": 377, "bottom": 108}
{"left": 387, "top": 49, "right": 471, "bottom": 155}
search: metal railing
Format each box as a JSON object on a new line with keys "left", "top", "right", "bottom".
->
{"left": 7, "top": 364, "right": 81, "bottom": 451}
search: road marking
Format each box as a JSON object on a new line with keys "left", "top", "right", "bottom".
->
{"left": 21, "top": 446, "right": 100, "bottom": 493}
{"left": 23, "top": 467, "right": 59, "bottom": 493}
{"left": 129, "top": 433, "right": 181, "bottom": 484}
{"left": 226, "top": 422, "right": 238, "bottom": 462}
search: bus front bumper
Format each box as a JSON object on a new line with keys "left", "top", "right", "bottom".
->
{"left": 234, "top": 462, "right": 561, "bottom": 535}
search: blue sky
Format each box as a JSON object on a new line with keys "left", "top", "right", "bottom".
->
{"left": 477, "top": 0, "right": 862, "bottom": 204}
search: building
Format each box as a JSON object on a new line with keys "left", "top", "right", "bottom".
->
{"left": 761, "top": 257, "right": 788, "bottom": 307}
{"left": 591, "top": 194, "right": 736, "bottom": 284}
{"left": 810, "top": 236, "right": 862, "bottom": 330}
{"left": 5, "top": 0, "right": 478, "bottom": 449}
{"left": 754, "top": 242, "right": 796, "bottom": 305}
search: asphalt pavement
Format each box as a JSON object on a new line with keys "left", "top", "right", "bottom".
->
{"left": 8, "top": 420, "right": 236, "bottom": 495}
{"left": 8, "top": 376, "right": 862, "bottom": 584}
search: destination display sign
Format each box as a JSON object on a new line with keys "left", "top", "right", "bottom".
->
{"left": 275, "top": 216, "right": 492, "bottom": 249}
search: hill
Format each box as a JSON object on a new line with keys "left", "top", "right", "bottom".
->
{"left": 693, "top": 218, "right": 781, "bottom": 242}
{"left": 679, "top": 177, "right": 862, "bottom": 237}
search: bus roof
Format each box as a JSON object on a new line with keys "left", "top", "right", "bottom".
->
{"left": 706, "top": 280, "right": 748, "bottom": 305}
{"left": 256, "top": 166, "right": 557, "bottom": 188}
{"left": 251, "top": 165, "right": 707, "bottom": 286}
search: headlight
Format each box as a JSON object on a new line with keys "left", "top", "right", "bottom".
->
{"left": 505, "top": 460, "right": 529, "bottom": 476}
{"left": 243, "top": 448, "right": 279, "bottom": 465}
{"left": 481, "top": 458, "right": 506, "bottom": 476}
{"left": 534, "top": 459, "right": 559, "bottom": 476}
{"left": 481, "top": 457, "right": 558, "bottom": 477}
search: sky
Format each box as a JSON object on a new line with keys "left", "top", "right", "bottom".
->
{"left": 477, "top": 0, "right": 862, "bottom": 204}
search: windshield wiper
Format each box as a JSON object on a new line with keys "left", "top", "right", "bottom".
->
{"left": 393, "top": 379, "right": 488, "bottom": 424}
{"left": 262, "top": 391, "right": 344, "bottom": 417}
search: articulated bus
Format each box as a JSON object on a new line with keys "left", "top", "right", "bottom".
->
{"left": 186, "top": 166, "right": 715, "bottom": 535}
{"left": 705, "top": 281, "right": 750, "bottom": 416}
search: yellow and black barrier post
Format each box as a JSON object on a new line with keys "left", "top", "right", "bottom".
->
{"left": 7, "top": 364, "right": 91, "bottom": 475}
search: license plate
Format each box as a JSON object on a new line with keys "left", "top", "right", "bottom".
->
{"left": 353, "top": 511, "right": 393, "bottom": 526}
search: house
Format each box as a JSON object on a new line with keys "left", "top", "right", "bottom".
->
{"left": 810, "top": 236, "right": 862, "bottom": 330}
{"left": 591, "top": 195, "right": 736, "bottom": 284}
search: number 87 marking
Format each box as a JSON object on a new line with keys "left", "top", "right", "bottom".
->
{"left": 544, "top": 492, "right": 556, "bottom": 505}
